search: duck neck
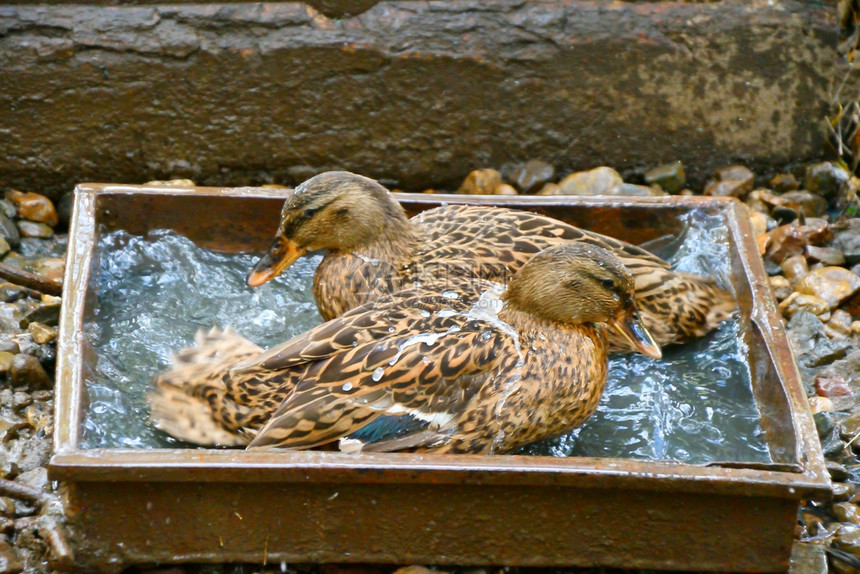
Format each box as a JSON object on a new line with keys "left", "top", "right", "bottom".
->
{"left": 352, "top": 208, "right": 423, "bottom": 265}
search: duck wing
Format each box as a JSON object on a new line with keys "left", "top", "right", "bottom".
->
{"left": 246, "top": 316, "right": 510, "bottom": 451}
{"left": 229, "top": 290, "right": 473, "bottom": 374}
{"left": 414, "top": 205, "right": 670, "bottom": 269}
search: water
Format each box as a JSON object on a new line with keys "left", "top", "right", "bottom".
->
{"left": 521, "top": 209, "right": 771, "bottom": 463}
{"left": 83, "top": 211, "right": 771, "bottom": 463}
{"left": 82, "top": 229, "right": 323, "bottom": 449}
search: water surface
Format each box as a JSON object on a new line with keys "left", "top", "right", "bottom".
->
{"left": 83, "top": 211, "right": 770, "bottom": 463}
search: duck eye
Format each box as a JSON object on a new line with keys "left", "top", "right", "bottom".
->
{"left": 302, "top": 207, "right": 319, "bottom": 219}
{"left": 601, "top": 278, "right": 615, "bottom": 288}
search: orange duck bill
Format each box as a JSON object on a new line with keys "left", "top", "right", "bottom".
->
{"left": 610, "top": 311, "right": 662, "bottom": 360}
{"left": 246, "top": 236, "right": 307, "bottom": 287}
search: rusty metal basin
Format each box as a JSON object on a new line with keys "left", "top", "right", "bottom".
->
{"left": 50, "top": 183, "right": 830, "bottom": 573}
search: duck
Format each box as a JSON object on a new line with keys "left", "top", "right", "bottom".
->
{"left": 149, "top": 243, "right": 661, "bottom": 452}
{"left": 246, "top": 171, "right": 736, "bottom": 353}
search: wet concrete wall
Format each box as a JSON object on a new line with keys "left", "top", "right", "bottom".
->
{"left": 0, "top": 0, "right": 849, "bottom": 198}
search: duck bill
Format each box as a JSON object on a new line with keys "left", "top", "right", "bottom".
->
{"left": 246, "top": 236, "right": 306, "bottom": 287}
{"left": 611, "top": 311, "right": 662, "bottom": 360}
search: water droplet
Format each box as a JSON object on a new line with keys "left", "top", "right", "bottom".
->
{"left": 420, "top": 310, "right": 431, "bottom": 318}
{"left": 371, "top": 367, "right": 384, "bottom": 382}
{"left": 342, "top": 382, "right": 353, "bottom": 391}
{"left": 442, "top": 291, "right": 459, "bottom": 299}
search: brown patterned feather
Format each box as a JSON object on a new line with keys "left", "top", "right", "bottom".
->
{"left": 247, "top": 172, "right": 735, "bottom": 352}
{"left": 151, "top": 243, "right": 660, "bottom": 452}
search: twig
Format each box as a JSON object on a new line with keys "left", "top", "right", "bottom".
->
{"left": 0, "top": 478, "right": 47, "bottom": 505}
{"left": 0, "top": 262, "right": 62, "bottom": 296}
{"left": 38, "top": 516, "right": 74, "bottom": 569}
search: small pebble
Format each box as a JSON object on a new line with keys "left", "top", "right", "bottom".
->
{"left": 806, "top": 245, "right": 846, "bottom": 266}
{"left": 746, "top": 189, "right": 770, "bottom": 214}
{"left": 797, "top": 267, "right": 860, "bottom": 310}
{"left": 535, "top": 183, "right": 560, "bottom": 196}
{"left": 9, "top": 354, "right": 51, "bottom": 390}
{"left": 0, "top": 284, "right": 27, "bottom": 304}
{"left": 494, "top": 183, "right": 518, "bottom": 196}
{"left": 828, "top": 460, "right": 852, "bottom": 482}
{"left": 4, "top": 190, "right": 58, "bottom": 227}
{"left": 835, "top": 502, "right": 860, "bottom": 524}
{"left": 748, "top": 210, "right": 769, "bottom": 236}
{"left": 0, "top": 340, "right": 19, "bottom": 355}
{"left": 774, "top": 190, "right": 828, "bottom": 218}
{"left": 16, "top": 221, "right": 53, "bottom": 239}
{"left": 457, "top": 169, "right": 502, "bottom": 195}
{"left": 0, "top": 353, "right": 14, "bottom": 375}
{"left": 143, "top": 178, "right": 196, "bottom": 187}
{"left": 836, "top": 481, "right": 857, "bottom": 501}
{"left": 779, "top": 292, "right": 829, "bottom": 319}
{"left": 0, "top": 215, "right": 19, "bottom": 248}
{"left": 808, "top": 396, "right": 833, "bottom": 414}
{"left": 644, "top": 161, "right": 685, "bottom": 193}
{"left": 704, "top": 165, "right": 755, "bottom": 198}
{"left": 768, "top": 275, "right": 792, "bottom": 301}
{"left": 510, "top": 160, "right": 555, "bottom": 194}
{"left": 830, "top": 309, "right": 854, "bottom": 335}
{"left": 805, "top": 161, "right": 850, "bottom": 199}
{"left": 771, "top": 206, "right": 798, "bottom": 225}
{"left": 780, "top": 253, "right": 809, "bottom": 287}
{"left": 604, "top": 183, "right": 663, "bottom": 196}
{"left": 557, "top": 166, "right": 623, "bottom": 195}
{"left": 815, "top": 375, "right": 852, "bottom": 398}
{"left": 769, "top": 172, "right": 799, "bottom": 192}
{"left": 27, "top": 322, "right": 55, "bottom": 345}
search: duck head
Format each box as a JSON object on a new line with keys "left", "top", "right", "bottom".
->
{"left": 247, "top": 171, "right": 408, "bottom": 287}
{"left": 504, "top": 243, "right": 662, "bottom": 359}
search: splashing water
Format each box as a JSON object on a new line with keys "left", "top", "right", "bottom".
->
{"left": 83, "top": 211, "right": 770, "bottom": 463}
{"left": 82, "top": 229, "right": 322, "bottom": 449}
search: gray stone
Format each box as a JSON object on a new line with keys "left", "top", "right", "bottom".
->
{"left": 605, "top": 183, "right": 663, "bottom": 196}
{"left": 786, "top": 311, "right": 827, "bottom": 356}
{"left": 0, "top": 285, "right": 27, "bottom": 304}
{"left": 19, "top": 305, "right": 59, "bottom": 329}
{"left": 834, "top": 482, "right": 856, "bottom": 501}
{"left": 770, "top": 173, "right": 799, "bottom": 192}
{"left": 834, "top": 219, "right": 860, "bottom": 253}
{"left": 704, "top": 165, "right": 755, "bottom": 198}
{"left": 644, "top": 161, "right": 685, "bottom": 193}
{"left": 815, "top": 411, "right": 836, "bottom": 438}
{"left": 510, "top": 160, "right": 555, "bottom": 194}
{"left": 0, "top": 340, "right": 19, "bottom": 355}
{"left": 822, "top": 431, "right": 846, "bottom": 459}
{"left": 15, "top": 221, "right": 52, "bottom": 239}
{"left": 9, "top": 355, "right": 51, "bottom": 390}
{"left": 805, "top": 161, "right": 850, "bottom": 199}
{"left": 0, "top": 217, "right": 18, "bottom": 248}
{"left": 829, "top": 460, "right": 852, "bottom": 482}
{"left": 557, "top": 167, "right": 623, "bottom": 195}
{"left": 788, "top": 542, "right": 827, "bottom": 574}
{"left": 803, "top": 337, "right": 852, "bottom": 367}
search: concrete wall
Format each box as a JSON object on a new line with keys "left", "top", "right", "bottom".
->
{"left": 0, "top": 0, "right": 849, "bottom": 198}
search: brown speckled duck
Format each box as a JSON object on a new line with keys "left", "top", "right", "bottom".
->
{"left": 149, "top": 243, "right": 661, "bottom": 452}
{"left": 246, "top": 171, "right": 736, "bottom": 353}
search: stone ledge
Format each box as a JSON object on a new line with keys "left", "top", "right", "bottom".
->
{"left": 0, "top": 0, "right": 848, "bottom": 197}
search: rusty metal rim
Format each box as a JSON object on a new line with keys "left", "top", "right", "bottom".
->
{"left": 48, "top": 449, "right": 828, "bottom": 498}
{"left": 53, "top": 184, "right": 832, "bottom": 502}
{"left": 78, "top": 182, "right": 734, "bottom": 208}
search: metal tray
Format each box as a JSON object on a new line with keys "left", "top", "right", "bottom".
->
{"left": 50, "top": 183, "right": 831, "bottom": 572}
